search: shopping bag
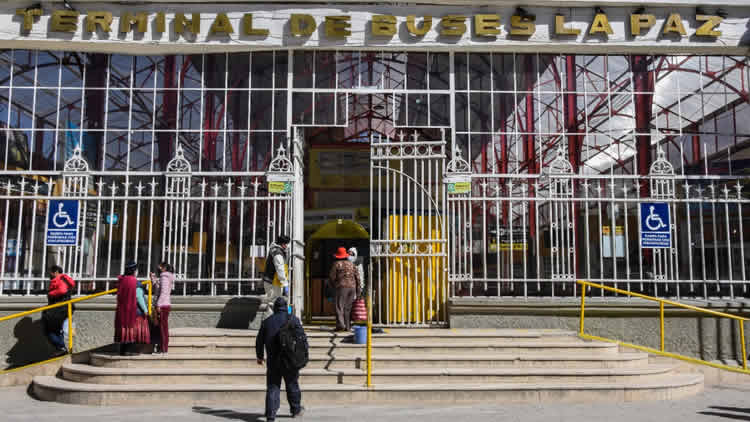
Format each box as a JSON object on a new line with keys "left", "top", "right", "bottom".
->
{"left": 351, "top": 298, "right": 367, "bottom": 322}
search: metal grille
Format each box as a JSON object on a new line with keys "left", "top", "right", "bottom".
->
{"left": 0, "top": 49, "right": 747, "bottom": 306}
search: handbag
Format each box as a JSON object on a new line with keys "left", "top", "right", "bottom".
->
{"left": 351, "top": 298, "right": 367, "bottom": 322}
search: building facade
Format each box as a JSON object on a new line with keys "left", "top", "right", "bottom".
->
{"left": 0, "top": 0, "right": 749, "bottom": 326}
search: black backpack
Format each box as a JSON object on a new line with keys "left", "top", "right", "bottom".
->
{"left": 278, "top": 315, "right": 309, "bottom": 371}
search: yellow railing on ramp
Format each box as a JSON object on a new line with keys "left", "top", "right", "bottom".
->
{"left": 578, "top": 279, "right": 748, "bottom": 374}
{"left": 0, "top": 280, "right": 152, "bottom": 373}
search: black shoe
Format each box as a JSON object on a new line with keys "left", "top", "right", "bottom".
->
{"left": 292, "top": 406, "right": 305, "bottom": 417}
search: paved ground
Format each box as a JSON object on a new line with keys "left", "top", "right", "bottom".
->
{"left": 3, "top": 384, "right": 750, "bottom": 421}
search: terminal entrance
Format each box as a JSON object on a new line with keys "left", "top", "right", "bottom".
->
{"left": 297, "top": 90, "right": 450, "bottom": 325}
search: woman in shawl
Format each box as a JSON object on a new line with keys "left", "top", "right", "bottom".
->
{"left": 114, "top": 261, "right": 150, "bottom": 355}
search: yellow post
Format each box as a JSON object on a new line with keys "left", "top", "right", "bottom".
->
{"left": 67, "top": 302, "right": 73, "bottom": 353}
{"left": 740, "top": 320, "right": 747, "bottom": 370}
{"left": 366, "top": 292, "right": 373, "bottom": 387}
{"left": 579, "top": 282, "right": 586, "bottom": 336}
{"left": 659, "top": 301, "right": 665, "bottom": 352}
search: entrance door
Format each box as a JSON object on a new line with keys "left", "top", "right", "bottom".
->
{"left": 369, "top": 129, "right": 448, "bottom": 326}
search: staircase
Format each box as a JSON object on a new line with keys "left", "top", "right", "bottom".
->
{"left": 32, "top": 327, "right": 703, "bottom": 405}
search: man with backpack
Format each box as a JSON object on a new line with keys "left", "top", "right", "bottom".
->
{"left": 42, "top": 265, "right": 76, "bottom": 355}
{"left": 256, "top": 296, "right": 307, "bottom": 421}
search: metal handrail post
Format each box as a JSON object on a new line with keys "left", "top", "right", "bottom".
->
{"left": 741, "top": 320, "right": 747, "bottom": 370}
{"left": 147, "top": 279, "right": 153, "bottom": 316}
{"left": 659, "top": 301, "right": 665, "bottom": 352}
{"left": 366, "top": 263, "right": 373, "bottom": 388}
{"left": 67, "top": 302, "right": 73, "bottom": 352}
{"left": 579, "top": 281, "right": 586, "bottom": 336}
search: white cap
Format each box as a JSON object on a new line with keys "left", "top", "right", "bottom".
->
{"left": 348, "top": 247, "right": 358, "bottom": 257}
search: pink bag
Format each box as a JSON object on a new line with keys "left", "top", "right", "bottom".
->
{"left": 351, "top": 298, "right": 367, "bottom": 322}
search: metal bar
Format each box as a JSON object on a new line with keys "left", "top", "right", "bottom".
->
{"left": 67, "top": 302, "right": 73, "bottom": 352}
{"left": 660, "top": 301, "right": 665, "bottom": 352}
{"left": 741, "top": 320, "right": 747, "bottom": 371}
{"left": 579, "top": 285, "right": 586, "bottom": 335}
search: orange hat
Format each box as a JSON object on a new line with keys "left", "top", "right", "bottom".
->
{"left": 333, "top": 247, "right": 349, "bottom": 259}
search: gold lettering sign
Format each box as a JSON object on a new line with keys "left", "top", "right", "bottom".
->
{"left": 474, "top": 14, "right": 501, "bottom": 37}
{"left": 290, "top": 14, "right": 316, "bottom": 36}
{"left": 555, "top": 15, "right": 580, "bottom": 36}
{"left": 119, "top": 12, "right": 148, "bottom": 33}
{"left": 662, "top": 13, "right": 686, "bottom": 35}
{"left": 325, "top": 16, "right": 351, "bottom": 38}
{"left": 51, "top": 10, "right": 79, "bottom": 32}
{"left": 15, "top": 8, "right": 42, "bottom": 31}
{"left": 243, "top": 14, "right": 269, "bottom": 36}
{"left": 630, "top": 14, "right": 655, "bottom": 36}
{"left": 210, "top": 12, "right": 234, "bottom": 34}
{"left": 85, "top": 11, "right": 113, "bottom": 33}
{"left": 589, "top": 13, "right": 613, "bottom": 35}
{"left": 372, "top": 15, "right": 396, "bottom": 37}
{"left": 175, "top": 13, "right": 200, "bottom": 35}
{"left": 509, "top": 15, "right": 535, "bottom": 36}
{"left": 155, "top": 12, "right": 166, "bottom": 33}
{"left": 440, "top": 15, "right": 466, "bottom": 36}
{"left": 406, "top": 15, "right": 432, "bottom": 36}
{"left": 696, "top": 15, "right": 723, "bottom": 37}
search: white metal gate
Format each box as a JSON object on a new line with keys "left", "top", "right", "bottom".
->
{"left": 369, "top": 129, "right": 448, "bottom": 325}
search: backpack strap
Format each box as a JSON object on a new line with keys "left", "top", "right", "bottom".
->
{"left": 61, "top": 275, "right": 73, "bottom": 290}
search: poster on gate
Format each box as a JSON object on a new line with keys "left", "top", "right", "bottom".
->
{"left": 46, "top": 199, "right": 79, "bottom": 246}
{"left": 640, "top": 203, "right": 671, "bottom": 248}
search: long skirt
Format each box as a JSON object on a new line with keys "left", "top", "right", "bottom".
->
{"left": 116, "top": 314, "right": 151, "bottom": 344}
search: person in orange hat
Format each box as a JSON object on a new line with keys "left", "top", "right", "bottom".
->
{"left": 328, "top": 246, "right": 361, "bottom": 332}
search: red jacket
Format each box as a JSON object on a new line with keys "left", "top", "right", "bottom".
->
{"left": 48, "top": 274, "right": 75, "bottom": 298}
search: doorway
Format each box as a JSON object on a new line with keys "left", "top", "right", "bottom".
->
{"left": 301, "top": 126, "right": 371, "bottom": 323}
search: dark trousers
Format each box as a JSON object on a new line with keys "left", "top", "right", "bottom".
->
{"left": 265, "top": 361, "right": 302, "bottom": 420}
{"left": 47, "top": 330, "right": 65, "bottom": 349}
{"left": 159, "top": 306, "right": 170, "bottom": 353}
{"left": 335, "top": 287, "right": 356, "bottom": 331}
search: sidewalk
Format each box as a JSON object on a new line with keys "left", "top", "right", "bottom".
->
{"left": 3, "top": 384, "right": 750, "bottom": 421}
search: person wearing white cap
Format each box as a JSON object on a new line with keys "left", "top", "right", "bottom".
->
{"left": 347, "top": 247, "right": 365, "bottom": 297}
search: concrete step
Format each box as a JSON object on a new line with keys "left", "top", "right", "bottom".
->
{"left": 32, "top": 374, "right": 705, "bottom": 405}
{"left": 166, "top": 340, "right": 619, "bottom": 356}
{"left": 61, "top": 363, "right": 678, "bottom": 385}
{"left": 168, "top": 328, "right": 579, "bottom": 344}
{"left": 89, "top": 352, "right": 650, "bottom": 370}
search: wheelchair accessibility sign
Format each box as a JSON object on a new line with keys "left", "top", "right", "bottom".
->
{"left": 640, "top": 202, "right": 671, "bottom": 248}
{"left": 46, "top": 200, "right": 79, "bottom": 246}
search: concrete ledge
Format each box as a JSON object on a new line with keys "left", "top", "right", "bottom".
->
{"left": 31, "top": 374, "right": 705, "bottom": 405}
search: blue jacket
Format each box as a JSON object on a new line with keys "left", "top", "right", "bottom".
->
{"left": 256, "top": 297, "right": 306, "bottom": 362}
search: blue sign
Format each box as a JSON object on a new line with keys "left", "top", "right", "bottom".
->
{"left": 640, "top": 202, "right": 671, "bottom": 248}
{"left": 46, "top": 200, "right": 79, "bottom": 246}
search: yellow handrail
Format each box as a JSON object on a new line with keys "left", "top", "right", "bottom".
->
{"left": 0, "top": 279, "right": 152, "bottom": 355}
{"left": 578, "top": 280, "right": 749, "bottom": 375}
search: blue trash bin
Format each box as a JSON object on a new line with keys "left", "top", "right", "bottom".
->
{"left": 353, "top": 325, "right": 367, "bottom": 344}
